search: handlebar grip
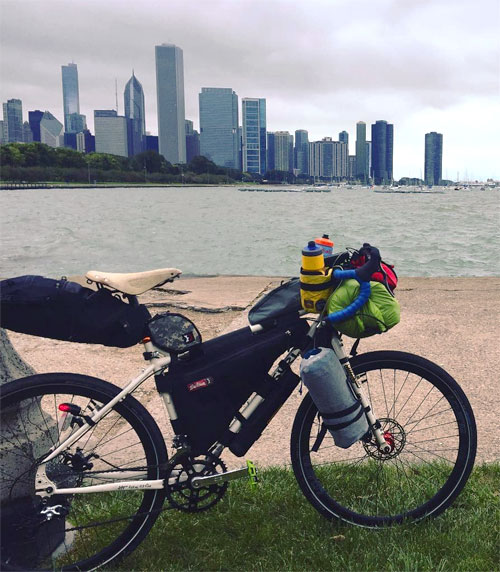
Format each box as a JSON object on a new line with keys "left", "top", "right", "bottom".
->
{"left": 355, "top": 244, "right": 381, "bottom": 282}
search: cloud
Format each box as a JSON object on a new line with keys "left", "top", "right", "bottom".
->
{"left": 1, "top": 0, "right": 498, "bottom": 178}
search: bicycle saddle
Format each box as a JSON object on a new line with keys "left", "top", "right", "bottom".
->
{"left": 86, "top": 268, "right": 182, "bottom": 295}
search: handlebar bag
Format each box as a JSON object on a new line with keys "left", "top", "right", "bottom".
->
{"left": 327, "top": 279, "right": 400, "bottom": 338}
{"left": 155, "top": 314, "right": 309, "bottom": 455}
{"left": 0, "top": 275, "right": 151, "bottom": 347}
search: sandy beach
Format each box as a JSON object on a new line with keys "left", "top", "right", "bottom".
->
{"left": 5, "top": 275, "right": 500, "bottom": 467}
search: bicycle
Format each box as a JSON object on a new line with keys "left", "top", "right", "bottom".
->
{"left": 0, "top": 247, "right": 477, "bottom": 570}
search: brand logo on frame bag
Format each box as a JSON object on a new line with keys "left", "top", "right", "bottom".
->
{"left": 187, "top": 377, "right": 214, "bottom": 392}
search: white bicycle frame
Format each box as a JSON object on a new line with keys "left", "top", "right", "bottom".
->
{"left": 36, "top": 331, "right": 390, "bottom": 499}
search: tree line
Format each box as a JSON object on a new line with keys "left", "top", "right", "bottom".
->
{"left": 0, "top": 143, "right": 246, "bottom": 184}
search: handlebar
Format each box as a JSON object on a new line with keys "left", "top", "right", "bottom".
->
{"left": 326, "top": 244, "right": 381, "bottom": 325}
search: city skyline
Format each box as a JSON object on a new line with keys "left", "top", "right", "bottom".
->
{"left": 0, "top": 0, "right": 498, "bottom": 179}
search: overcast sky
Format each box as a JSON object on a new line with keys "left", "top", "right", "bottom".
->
{"left": 1, "top": 0, "right": 499, "bottom": 180}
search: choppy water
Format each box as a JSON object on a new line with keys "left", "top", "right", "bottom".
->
{"left": 1, "top": 186, "right": 499, "bottom": 278}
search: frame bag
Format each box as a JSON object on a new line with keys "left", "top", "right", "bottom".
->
{"left": 0, "top": 275, "right": 151, "bottom": 348}
{"left": 156, "top": 314, "right": 309, "bottom": 454}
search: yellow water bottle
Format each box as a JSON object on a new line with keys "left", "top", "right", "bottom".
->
{"left": 301, "top": 240, "right": 325, "bottom": 272}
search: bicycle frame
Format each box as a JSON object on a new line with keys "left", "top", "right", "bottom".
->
{"left": 36, "top": 325, "right": 389, "bottom": 499}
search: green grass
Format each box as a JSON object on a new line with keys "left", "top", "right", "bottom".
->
{"left": 110, "top": 463, "right": 499, "bottom": 571}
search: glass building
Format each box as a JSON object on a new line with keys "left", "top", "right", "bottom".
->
{"left": 61, "top": 63, "right": 81, "bottom": 133}
{"left": 339, "top": 130, "right": 349, "bottom": 150}
{"left": 242, "top": 98, "right": 266, "bottom": 174}
{"left": 371, "top": 120, "right": 394, "bottom": 185}
{"left": 199, "top": 88, "right": 239, "bottom": 169}
{"left": 294, "top": 129, "right": 309, "bottom": 175}
{"left": 40, "top": 111, "right": 64, "bottom": 148}
{"left": 185, "top": 119, "right": 200, "bottom": 163}
{"left": 94, "top": 110, "right": 128, "bottom": 157}
{"left": 28, "top": 110, "right": 44, "bottom": 142}
{"left": 155, "top": 44, "right": 186, "bottom": 163}
{"left": 355, "top": 121, "right": 368, "bottom": 182}
{"left": 424, "top": 132, "right": 443, "bottom": 186}
{"left": 124, "top": 72, "right": 146, "bottom": 157}
{"left": 2, "top": 99, "right": 23, "bottom": 142}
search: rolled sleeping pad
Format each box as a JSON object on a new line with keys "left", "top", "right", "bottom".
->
{"left": 300, "top": 347, "right": 369, "bottom": 449}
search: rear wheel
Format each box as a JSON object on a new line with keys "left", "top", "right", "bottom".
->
{"left": 1, "top": 373, "right": 168, "bottom": 570}
{"left": 291, "top": 351, "right": 477, "bottom": 526}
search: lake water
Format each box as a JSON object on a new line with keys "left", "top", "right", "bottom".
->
{"left": 1, "top": 186, "right": 499, "bottom": 278}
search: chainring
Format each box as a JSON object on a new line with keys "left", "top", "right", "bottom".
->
{"left": 165, "top": 453, "right": 228, "bottom": 512}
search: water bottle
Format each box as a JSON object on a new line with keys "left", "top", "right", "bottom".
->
{"left": 301, "top": 241, "right": 324, "bottom": 272}
{"left": 315, "top": 234, "right": 334, "bottom": 256}
{"left": 299, "top": 347, "right": 369, "bottom": 449}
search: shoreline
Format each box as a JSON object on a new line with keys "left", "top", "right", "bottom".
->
{"left": 5, "top": 275, "right": 500, "bottom": 466}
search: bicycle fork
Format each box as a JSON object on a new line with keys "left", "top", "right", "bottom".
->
{"left": 331, "top": 336, "right": 392, "bottom": 454}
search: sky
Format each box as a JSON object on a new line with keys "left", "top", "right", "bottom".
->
{"left": 1, "top": 0, "right": 499, "bottom": 180}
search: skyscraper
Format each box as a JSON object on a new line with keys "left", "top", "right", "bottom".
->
{"left": 424, "top": 132, "right": 443, "bottom": 186}
{"left": 294, "top": 129, "right": 309, "bottom": 175}
{"left": 124, "top": 72, "right": 146, "bottom": 157}
{"left": 274, "top": 131, "right": 294, "bottom": 173}
{"left": 94, "top": 110, "right": 128, "bottom": 157}
{"left": 155, "top": 44, "right": 186, "bottom": 163}
{"left": 242, "top": 98, "right": 266, "bottom": 174}
{"left": 61, "top": 63, "right": 81, "bottom": 133}
{"left": 371, "top": 120, "right": 393, "bottom": 185}
{"left": 39, "top": 111, "right": 64, "bottom": 148}
{"left": 355, "top": 122, "right": 368, "bottom": 182}
{"left": 2, "top": 99, "right": 23, "bottom": 142}
{"left": 199, "top": 87, "right": 239, "bottom": 169}
{"left": 339, "top": 130, "right": 349, "bottom": 149}
{"left": 185, "top": 120, "right": 200, "bottom": 163}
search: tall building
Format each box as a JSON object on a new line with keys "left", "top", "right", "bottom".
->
{"left": 309, "top": 138, "right": 348, "bottom": 180}
{"left": 94, "top": 110, "right": 128, "bottom": 157}
{"left": 40, "top": 111, "right": 64, "bottom": 147}
{"left": 66, "top": 112, "right": 86, "bottom": 134}
{"left": 267, "top": 132, "right": 275, "bottom": 171}
{"left": 23, "top": 122, "right": 33, "bottom": 143}
{"left": 3, "top": 99, "right": 23, "bottom": 142}
{"left": 28, "top": 110, "right": 44, "bottom": 142}
{"left": 424, "top": 132, "right": 443, "bottom": 186}
{"left": 155, "top": 44, "right": 186, "bottom": 163}
{"left": 124, "top": 72, "right": 146, "bottom": 157}
{"left": 371, "top": 120, "right": 394, "bottom": 185}
{"left": 355, "top": 121, "right": 368, "bottom": 182}
{"left": 339, "top": 130, "right": 349, "bottom": 150}
{"left": 199, "top": 87, "right": 239, "bottom": 169}
{"left": 185, "top": 120, "right": 200, "bottom": 163}
{"left": 274, "top": 131, "right": 294, "bottom": 173}
{"left": 61, "top": 63, "right": 81, "bottom": 133}
{"left": 294, "top": 129, "right": 309, "bottom": 175}
{"left": 242, "top": 98, "right": 266, "bottom": 174}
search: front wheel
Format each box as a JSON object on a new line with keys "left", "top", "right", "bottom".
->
{"left": 291, "top": 350, "right": 477, "bottom": 527}
{"left": 1, "top": 373, "right": 168, "bottom": 570}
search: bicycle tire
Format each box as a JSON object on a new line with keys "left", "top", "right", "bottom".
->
{"left": 290, "top": 350, "right": 477, "bottom": 527}
{"left": 0, "top": 373, "right": 168, "bottom": 570}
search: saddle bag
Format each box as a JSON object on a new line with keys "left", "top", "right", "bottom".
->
{"left": 0, "top": 275, "right": 151, "bottom": 348}
{"left": 155, "top": 314, "right": 309, "bottom": 455}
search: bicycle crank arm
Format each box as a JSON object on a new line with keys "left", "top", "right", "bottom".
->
{"left": 191, "top": 466, "right": 255, "bottom": 489}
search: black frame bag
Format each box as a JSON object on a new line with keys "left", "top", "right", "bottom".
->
{"left": 156, "top": 314, "right": 309, "bottom": 454}
{"left": 0, "top": 275, "right": 151, "bottom": 348}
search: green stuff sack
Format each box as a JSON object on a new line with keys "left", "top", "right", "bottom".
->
{"left": 327, "top": 279, "right": 400, "bottom": 338}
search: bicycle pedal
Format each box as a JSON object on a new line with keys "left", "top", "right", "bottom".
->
{"left": 246, "top": 460, "right": 259, "bottom": 489}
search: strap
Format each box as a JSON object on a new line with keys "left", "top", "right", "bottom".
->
{"left": 322, "top": 400, "right": 362, "bottom": 420}
{"left": 323, "top": 405, "right": 365, "bottom": 431}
